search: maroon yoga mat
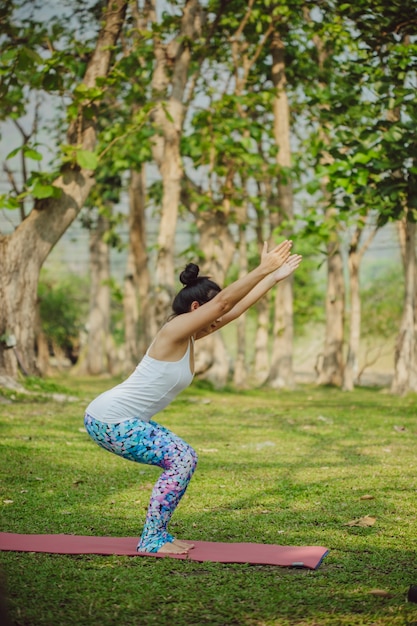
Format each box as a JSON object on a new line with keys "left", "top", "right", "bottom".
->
{"left": 0, "top": 532, "right": 328, "bottom": 569}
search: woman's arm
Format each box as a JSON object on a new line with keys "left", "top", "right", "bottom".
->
{"left": 164, "top": 240, "right": 293, "bottom": 342}
{"left": 197, "top": 254, "right": 303, "bottom": 335}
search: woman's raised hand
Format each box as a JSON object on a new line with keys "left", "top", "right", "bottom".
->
{"left": 260, "top": 240, "right": 292, "bottom": 274}
{"left": 272, "top": 254, "right": 303, "bottom": 282}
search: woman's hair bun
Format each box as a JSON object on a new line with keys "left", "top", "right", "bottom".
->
{"left": 180, "top": 263, "right": 200, "bottom": 287}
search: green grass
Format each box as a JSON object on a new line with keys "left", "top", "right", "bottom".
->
{"left": 1, "top": 378, "right": 417, "bottom": 625}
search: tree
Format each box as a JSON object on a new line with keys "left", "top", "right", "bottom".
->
{"left": 124, "top": 166, "right": 152, "bottom": 365}
{"left": 322, "top": 0, "right": 417, "bottom": 392}
{"left": 267, "top": 29, "right": 296, "bottom": 389}
{"left": 296, "top": 1, "right": 415, "bottom": 389}
{"left": 149, "top": 0, "right": 205, "bottom": 328}
{"left": 83, "top": 208, "right": 112, "bottom": 375}
{"left": 4, "top": 0, "right": 413, "bottom": 392}
{"left": 297, "top": 6, "right": 348, "bottom": 387}
{"left": 342, "top": 219, "right": 377, "bottom": 390}
{"left": 182, "top": 0, "right": 292, "bottom": 386}
{"left": 0, "top": 0, "right": 128, "bottom": 382}
{"left": 392, "top": 213, "right": 417, "bottom": 393}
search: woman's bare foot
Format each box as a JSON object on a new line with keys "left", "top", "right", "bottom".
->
{"left": 173, "top": 538, "right": 194, "bottom": 551}
{"left": 157, "top": 540, "right": 194, "bottom": 555}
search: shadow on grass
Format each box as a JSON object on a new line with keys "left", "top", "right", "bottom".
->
{"left": 2, "top": 385, "right": 417, "bottom": 624}
{"left": 1, "top": 543, "right": 417, "bottom": 626}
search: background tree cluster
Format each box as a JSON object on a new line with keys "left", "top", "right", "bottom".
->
{"left": 0, "top": 0, "right": 415, "bottom": 393}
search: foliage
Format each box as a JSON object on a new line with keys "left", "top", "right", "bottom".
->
{"left": 37, "top": 270, "right": 127, "bottom": 354}
{"left": 23, "top": 375, "right": 80, "bottom": 395}
{"left": 37, "top": 272, "right": 89, "bottom": 358}
{"left": 0, "top": 0, "right": 412, "bottom": 386}
{"left": 304, "top": 1, "right": 417, "bottom": 225}
{"left": 293, "top": 241, "right": 326, "bottom": 330}
{"left": 0, "top": 0, "right": 153, "bottom": 214}
{"left": 361, "top": 265, "right": 404, "bottom": 338}
{"left": 1, "top": 380, "right": 417, "bottom": 625}
{"left": 0, "top": 0, "right": 103, "bottom": 211}
{"left": 107, "top": 277, "right": 126, "bottom": 346}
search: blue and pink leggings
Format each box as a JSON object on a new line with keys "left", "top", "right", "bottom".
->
{"left": 84, "top": 414, "right": 198, "bottom": 552}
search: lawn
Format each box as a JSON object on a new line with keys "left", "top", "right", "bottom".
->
{"left": 1, "top": 377, "right": 417, "bottom": 625}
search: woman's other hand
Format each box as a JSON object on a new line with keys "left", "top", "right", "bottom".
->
{"left": 260, "top": 240, "right": 292, "bottom": 274}
{"left": 272, "top": 254, "right": 303, "bottom": 282}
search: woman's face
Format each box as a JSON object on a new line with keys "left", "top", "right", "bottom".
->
{"left": 190, "top": 300, "right": 223, "bottom": 335}
{"left": 202, "top": 317, "right": 223, "bottom": 335}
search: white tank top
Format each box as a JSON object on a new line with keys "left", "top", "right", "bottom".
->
{"left": 85, "top": 339, "right": 194, "bottom": 424}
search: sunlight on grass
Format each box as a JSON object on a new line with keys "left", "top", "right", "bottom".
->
{"left": 1, "top": 379, "right": 417, "bottom": 625}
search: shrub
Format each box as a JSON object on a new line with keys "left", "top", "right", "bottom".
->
{"left": 37, "top": 272, "right": 89, "bottom": 362}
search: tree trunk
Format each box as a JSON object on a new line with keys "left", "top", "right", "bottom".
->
{"left": 268, "top": 281, "right": 294, "bottom": 388}
{"left": 193, "top": 209, "right": 235, "bottom": 386}
{"left": 343, "top": 222, "right": 377, "bottom": 391}
{"left": 233, "top": 223, "right": 248, "bottom": 387}
{"left": 343, "top": 239, "right": 360, "bottom": 391}
{"left": 123, "top": 248, "right": 140, "bottom": 370}
{"left": 123, "top": 166, "right": 151, "bottom": 368}
{"left": 253, "top": 187, "right": 271, "bottom": 385}
{"left": 267, "top": 31, "right": 295, "bottom": 389}
{"left": 77, "top": 211, "right": 112, "bottom": 375}
{"left": 0, "top": 0, "right": 127, "bottom": 381}
{"left": 151, "top": 0, "right": 203, "bottom": 328}
{"left": 317, "top": 235, "right": 345, "bottom": 386}
{"left": 253, "top": 298, "right": 270, "bottom": 385}
{"left": 391, "top": 218, "right": 417, "bottom": 394}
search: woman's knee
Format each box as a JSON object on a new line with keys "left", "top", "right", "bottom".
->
{"left": 172, "top": 443, "right": 198, "bottom": 476}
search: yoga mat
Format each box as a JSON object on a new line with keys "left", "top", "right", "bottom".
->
{"left": 0, "top": 532, "right": 328, "bottom": 569}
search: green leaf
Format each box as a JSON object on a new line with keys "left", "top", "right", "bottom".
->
{"left": 32, "top": 181, "right": 58, "bottom": 199}
{"left": 76, "top": 150, "right": 98, "bottom": 170}
{"left": 0, "top": 49, "right": 17, "bottom": 64}
{"left": 357, "top": 169, "right": 369, "bottom": 186}
{"left": 6, "top": 147, "right": 21, "bottom": 160}
{"left": 0, "top": 194, "right": 20, "bottom": 210}
{"left": 21, "top": 46, "right": 43, "bottom": 65}
{"left": 351, "top": 152, "right": 373, "bottom": 165}
{"left": 42, "top": 71, "right": 64, "bottom": 92}
{"left": 73, "top": 84, "right": 103, "bottom": 101}
{"left": 305, "top": 179, "right": 321, "bottom": 195}
{"left": 161, "top": 103, "right": 174, "bottom": 123}
{"left": 23, "top": 146, "right": 43, "bottom": 161}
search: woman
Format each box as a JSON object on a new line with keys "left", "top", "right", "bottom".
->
{"left": 84, "top": 240, "right": 302, "bottom": 555}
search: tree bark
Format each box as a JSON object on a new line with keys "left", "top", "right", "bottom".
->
{"left": 253, "top": 298, "right": 270, "bottom": 385}
{"left": 123, "top": 248, "right": 140, "bottom": 370}
{"left": 267, "top": 31, "right": 295, "bottom": 389}
{"left": 253, "top": 185, "right": 271, "bottom": 384}
{"left": 193, "top": 209, "right": 235, "bottom": 386}
{"left": 233, "top": 223, "right": 248, "bottom": 387}
{"left": 343, "top": 222, "right": 377, "bottom": 391}
{"left": 0, "top": 0, "right": 127, "bottom": 380}
{"left": 123, "top": 166, "right": 152, "bottom": 369}
{"left": 84, "top": 212, "right": 112, "bottom": 375}
{"left": 343, "top": 233, "right": 361, "bottom": 391}
{"left": 391, "top": 218, "right": 417, "bottom": 394}
{"left": 151, "top": 0, "right": 203, "bottom": 328}
{"left": 317, "top": 234, "right": 345, "bottom": 386}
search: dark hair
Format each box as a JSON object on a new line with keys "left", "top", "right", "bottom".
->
{"left": 171, "top": 263, "right": 221, "bottom": 315}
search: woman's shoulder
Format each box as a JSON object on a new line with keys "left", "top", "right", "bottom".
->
{"left": 147, "top": 323, "right": 192, "bottom": 361}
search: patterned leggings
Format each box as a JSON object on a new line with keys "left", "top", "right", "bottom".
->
{"left": 84, "top": 414, "right": 198, "bottom": 553}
